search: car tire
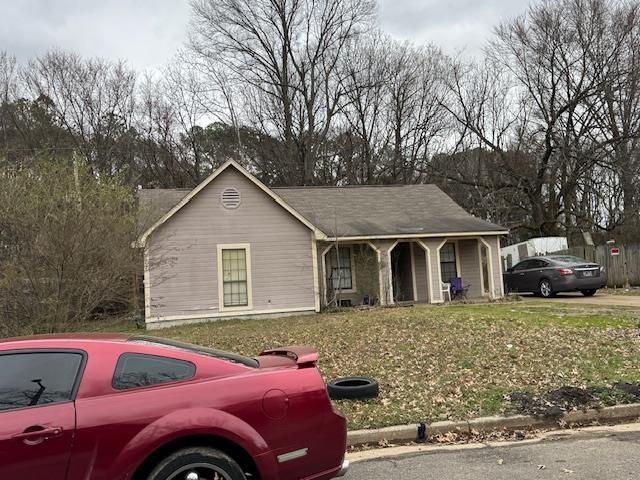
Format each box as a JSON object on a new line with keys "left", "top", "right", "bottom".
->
{"left": 539, "top": 279, "right": 555, "bottom": 298}
{"left": 581, "top": 289, "right": 597, "bottom": 297}
{"left": 147, "top": 447, "right": 246, "bottom": 480}
{"left": 327, "top": 377, "right": 379, "bottom": 400}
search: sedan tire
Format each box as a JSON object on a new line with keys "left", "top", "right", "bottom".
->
{"left": 581, "top": 289, "right": 597, "bottom": 297}
{"left": 327, "top": 377, "right": 379, "bottom": 400}
{"left": 539, "top": 279, "right": 555, "bottom": 298}
{"left": 147, "top": 447, "right": 246, "bottom": 480}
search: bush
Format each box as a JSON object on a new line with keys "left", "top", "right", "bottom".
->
{"left": 0, "top": 158, "right": 139, "bottom": 336}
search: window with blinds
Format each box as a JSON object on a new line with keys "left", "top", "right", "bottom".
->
{"left": 327, "top": 246, "right": 353, "bottom": 290}
{"left": 222, "top": 248, "right": 248, "bottom": 307}
{"left": 440, "top": 243, "right": 458, "bottom": 283}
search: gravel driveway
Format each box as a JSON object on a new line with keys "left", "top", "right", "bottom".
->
{"left": 523, "top": 292, "right": 640, "bottom": 308}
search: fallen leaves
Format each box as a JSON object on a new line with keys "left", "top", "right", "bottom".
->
{"left": 148, "top": 301, "right": 640, "bottom": 430}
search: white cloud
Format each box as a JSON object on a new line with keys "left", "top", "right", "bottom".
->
{"left": 380, "top": 0, "right": 531, "bottom": 56}
{"left": 0, "top": 0, "right": 190, "bottom": 71}
{"left": 0, "top": 0, "right": 533, "bottom": 70}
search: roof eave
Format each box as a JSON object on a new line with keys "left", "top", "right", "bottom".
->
{"left": 321, "top": 230, "right": 510, "bottom": 242}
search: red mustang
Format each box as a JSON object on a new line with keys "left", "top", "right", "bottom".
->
{"left": 0, "top": 333, "right": 348, "bottom": 480}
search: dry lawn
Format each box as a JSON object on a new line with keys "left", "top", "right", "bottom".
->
{"left": 98, "top": 301, "right": 640, "bottom": 430}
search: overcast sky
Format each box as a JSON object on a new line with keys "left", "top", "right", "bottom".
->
{"left": 0, "top": 0, "right": 532, "bottom": 71}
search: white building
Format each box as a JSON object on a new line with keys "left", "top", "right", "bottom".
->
{"left": 501, "top": 237, "right": 568, "bottom": 269}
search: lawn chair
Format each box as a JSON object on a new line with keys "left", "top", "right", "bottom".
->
{"left": 441, "top": 282, "right": 452, "bottom": 302}
{"left": 450, "top": 277, "right": 470, "bottom": 300}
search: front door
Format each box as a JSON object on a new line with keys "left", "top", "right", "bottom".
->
{"left": 0, "top": 351, "right": 84, "bottom": 479}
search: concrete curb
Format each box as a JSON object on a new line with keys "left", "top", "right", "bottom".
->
{"left": 347, "top": 403, "right": 640, "bottom": 447}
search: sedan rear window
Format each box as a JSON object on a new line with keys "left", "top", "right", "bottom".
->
{"left": 113, "top": 353, "right": 195, "bottom": 390}
{"left": 549, "top": 256, "right": 588, "bottom": 265}
{"left": 127, "top": 336, "right": 259, "bottom": 368}
{"left": 0, "top": 352, "right": 84, "bottom": 412}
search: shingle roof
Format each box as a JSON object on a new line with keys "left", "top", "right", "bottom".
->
{"left": 137, "top": 188, "right": 190, "bottom": 231}
{"left": 272, "top": 184, "right": 506, "bottom": 237}
{"left": 138, "top": 182, "right": 506, "bottom": 239}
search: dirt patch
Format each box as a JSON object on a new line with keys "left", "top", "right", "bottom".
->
{"left": 510, "top": 384, "right": 640, "bottom": 417}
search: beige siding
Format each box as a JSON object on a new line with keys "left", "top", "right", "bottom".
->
{"left": 412, "top": 243, "right": 430, "bottom": 302}
{"left": 457, "top": 239, "right": 483, "bottom": 297}
{"left": 147, "top": 168, "right": 315, "bottom": 323}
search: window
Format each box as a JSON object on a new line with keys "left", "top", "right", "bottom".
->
{"left": 217, "top": 244, "right": 252, "bottom": 310}
{"left": 530, "top": 259, "right": 548, "bottom": 269}
{"left": 128, "top": 336, "right": 259, "bottom": 368}
{"left": 514, "top": 260, "right": 534, "bottom": 271}
{"left": 327, "top": 246, "right": 353, "bottom": 290}
{"left": 113, "top": 353, "right": 195, "bottom": 390}
{"left": 440, "top": 243, "right": 458, "bottom": 283}
{"left": 0, "top": 352, "right": 84, "bottom": 412}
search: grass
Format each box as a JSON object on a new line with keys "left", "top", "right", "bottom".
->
{"left": 91, "top": 301, "right": 640, "bottom": 430}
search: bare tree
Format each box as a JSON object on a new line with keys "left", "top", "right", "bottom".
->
{"left": 189, "top": 0, "right": 374, "bottom": 184}
{"left": 441, "top": 0, "right": 639, "bottom": 238}
{"left": 22, "top": 50, "right": 137, "bottom": 176}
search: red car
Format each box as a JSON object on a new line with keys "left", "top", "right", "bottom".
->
{"left": 0, "top": 334, "right": 348, "bottom": 480}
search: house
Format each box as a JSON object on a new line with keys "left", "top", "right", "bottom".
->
{"left": 137, "top": 160, "right": 508, "bottom": 329}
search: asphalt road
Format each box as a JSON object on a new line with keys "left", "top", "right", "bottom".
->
{"left": 346, "top": 424, "right": 640, "bottom": 479}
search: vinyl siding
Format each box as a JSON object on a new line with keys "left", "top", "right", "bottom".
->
{"left": 457, "top": 239, "right": 483, "bottom": 297}
{"left": 412, "top": 243, "right": 430, "bottom": 302}
{"left": 146, "top": 168, "right": 316, "bottom": 322}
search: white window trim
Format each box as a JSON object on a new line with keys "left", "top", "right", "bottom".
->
{"left": 217, "top": 243, "right": 253, "bottom": 312}
{"left": 324, "top": 244, "right": 357, "bottom": 294}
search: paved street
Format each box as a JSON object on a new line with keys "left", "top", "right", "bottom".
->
{"left": 346, "top": 424, "right": 640, "bottom": 479}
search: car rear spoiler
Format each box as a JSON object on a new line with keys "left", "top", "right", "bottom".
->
{"left": 259, "top": 346, "right": 319, "bottom": 367}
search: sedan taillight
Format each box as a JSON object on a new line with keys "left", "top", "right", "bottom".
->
{"left": 556, "top": 268, "right": 574, "bottom": 276}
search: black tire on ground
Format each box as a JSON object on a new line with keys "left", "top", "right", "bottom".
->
{"left": 147, "top": 447, "right": 246, "bottom": 480}
{"left": 539, "top": 279, "right": 555, "bottom": 298}
{"left": 581, "top": 289, "right": 597, "bottom": 297}
{"left": 327, "top": 377, "right": 379, "bottom": 400}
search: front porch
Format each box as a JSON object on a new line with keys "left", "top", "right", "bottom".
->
{"left": 318, "top": 236, "right": 504, "bottom": 308}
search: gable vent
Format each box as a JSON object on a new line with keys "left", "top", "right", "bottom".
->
{"left": 221, "top": 188, "right": 241, "bottom": 209}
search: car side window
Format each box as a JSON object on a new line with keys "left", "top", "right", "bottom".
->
{"left": 513, "top": 260, "right": 531, "bottom": 271}
{"left": 113, "top": 353, "right": 196, "bottom": 390}
{"left": 0, "top": 352, "right": 84, "bottom": 412}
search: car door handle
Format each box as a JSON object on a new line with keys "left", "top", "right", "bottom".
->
{"left": 12, "top": 426, "right": 63, "bottom": 445}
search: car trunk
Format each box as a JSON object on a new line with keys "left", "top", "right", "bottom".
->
{"left": 572, "top": 264, "right": 601, "bottom": 279}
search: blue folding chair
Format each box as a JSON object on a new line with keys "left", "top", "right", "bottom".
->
{"left": 450, "top": 277, "right": 469, "bottom": 300}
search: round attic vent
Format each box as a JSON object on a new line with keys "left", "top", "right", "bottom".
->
{"left": 221, "top": 187, "right": 241, "bottom": 209}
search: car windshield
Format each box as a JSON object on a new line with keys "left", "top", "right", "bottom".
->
{"left": 548, "top": 255, "right": 589, "bottom": 265}
{"left": 127, "top": 336, "right": 259, "bottom": 368}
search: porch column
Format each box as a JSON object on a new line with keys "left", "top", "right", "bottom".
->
{"left": 477, "top": 235, "right": 504, "bottom": 299}
{"left": 370, "top": 239, "right": 396, "bottom": 305}
{"left": 417, "top": 238, "right": 446, "bottom": 303}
